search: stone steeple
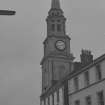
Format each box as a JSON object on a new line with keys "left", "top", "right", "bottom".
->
{"left": 51, "top": 0, "right": 61, "bottom": 9}
{"left": 41, "top": 0, "right": 74, "bottom": 93}
{"left": 47, "top": 0, "right": 66, "bottom": 37}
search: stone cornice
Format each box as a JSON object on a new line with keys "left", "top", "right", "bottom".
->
{"left": 43, "top": 35, "right": 71, "bottom": 45}
{"left": 40, "top": 53, "right": 74, "bottom": 65}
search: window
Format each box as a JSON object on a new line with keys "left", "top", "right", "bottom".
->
{"left": 52, "top": 12, "right": 54, "bottom": 16}
{"left": 44, "top": 69, "right": 47, "bottom": 72}
{"left": 50, "top": 95, "right": 52, "bottom": 105}
{"left": 52, "top": 94, "right": 54, "bottom": 105}
{"left": 75, "top": 100, "right": 80, "bottom": 105}
{"left": 46, "top": 98, "right": 48, "bottom": 105}
{"left": 84, "top": 71, "right": 89, "bottom": 86}
{"left": 57, "top": 20, "right": 61, "bottom": 22}
{"left": 57, "top": 90, "right": 59, "bottom": 103}
{"left": 51, "top": 20, "right": 55, "bottom": 22}
{"left": 86, "top": 96, "right": 91, "bottom": 105}
{"left": 96, "top": 64, "right": 102, "bottom": 81}
{"left": 44, "top": 87, "right": 47, "bottom": 90}
{"left": 48, "top": 97, "right": 50, "bottom": 105}
{"left": 57, "top": 12, "right": 59, "bottom": 16}
{"left": 41, "top": 100, "right": 44, "bottom": 105}
{"left": 44, "top": 99, "right": 46, "bottom": 105}
{"left": 57, "top": 24, "right": 61, "bottom": 31}
{"left": 51, "top": 24, "right": 55, "bottom": 31}
{"left": 97, "top": 91, "right": 104, "bottom": 105}
{"left": 74, "top": 77, "right": 79, "bottom": 91}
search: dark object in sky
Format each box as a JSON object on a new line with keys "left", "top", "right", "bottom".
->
{"left": 0, "top": 10, "right": 16, "bottom": 15}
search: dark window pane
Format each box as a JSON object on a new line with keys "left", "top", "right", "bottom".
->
{"left": 57, "top": 20, "right": 61, "bottom": 22}
{"left": 86, "top": 96, "right": 91, "bottom": 105}
{"left": 52, "top": 12, "right": 54, "bottom": 16}
{"left": 48, "top": 97, "right": 50, "bottom": 105}
{"left": 50, "top": 94, "right": 54, "bottom": 105}
{"left": 51, "top": 24, "right": 55, "bottom": 31}
{"left": 57, "top": 90, "right": 59, "bottom": 102}
{"left": 75, "top": 100, "right": 80, "bottom": 105}
{"left": 74, "top": 77, "right": 79, "bottom": 91}
{"left": 57, "top": 24, "right": 61, "bottom": 31}
{"left": 96, "top": 64, "right": 102, "bottom": 81}
{"left": 84, "top": 71, "right": 89, "bottom": 86}
{"left": 97, "top": 91, "right": 104, "bottom": 105}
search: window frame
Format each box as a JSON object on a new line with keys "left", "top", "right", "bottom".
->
{"left": 96, "top": 64, "right": 102, "bottom": 81}
{"left": 51, "top": 24, "right": 55, "bottom": 31}
{"left": 75, "top": 100, "right": 80, "bottom": 105}
{"left": 84, "top": 71, "right": 90, "bottom": 87}
{"left": 97, "top": 91, "right": 105, "bottom": 105}
{"left": 57, "top": 24, "right": 61, "bottom": 32}
{"left": 85, "top": 95, "right": 92, "bottom": 105}
{"left": 74, "top": 77, "right": 79, "bottom": 91}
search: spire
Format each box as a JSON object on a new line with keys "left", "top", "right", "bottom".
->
{"left": 51, "top": 0, "right": 61, "bottom": 9}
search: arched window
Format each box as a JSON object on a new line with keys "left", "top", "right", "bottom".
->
{"left": 51, "top": 24, "right": 55, "bottom": 31}
{"left": 57, "top": 20, "right": 61, "bottom": 22}
{"left": 52, "top": 12, "right": 54, "bottom": 16}
{"left": 57, "top": 24, "right": 61, "bottom": 31}
{"left": 57, "top": 12, "right": 59, "bottom": 16}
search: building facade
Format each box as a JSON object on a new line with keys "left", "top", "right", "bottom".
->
{"left": 68, "top": 53, "right": 105, "bottom": 105}
{"left": 40, "top": 0, "right": 105, "bottom": 105}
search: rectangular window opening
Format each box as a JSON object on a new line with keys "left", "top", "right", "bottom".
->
{"left": 74, "top": 77, "right": 79, "bottom": 91}
{"left": 57, "top": 24, "right": 61, "bottom": 32}
{"left": 97, "top": 91, "right": 104, "bottom": 105}
{"left": 75, "top": 100, "right": 80, "bottom": 105}
{"left": 52, "top": 24, "right": 55, "bottom": 31}
{"left": 86, "top": 96, "right": 91, "bottom": 105}
{"left": 96, "top": 64, "right": 102, "bottom": 81}
{"left": 57, "top": 90, "right": 59, "bottom": 103}
{"left": 84, "top": 71, "right": 89, "bottom": 86}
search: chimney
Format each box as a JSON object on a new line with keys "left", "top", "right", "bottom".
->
{"left": 80, "top": 49, "right": 93, "bottom": 66}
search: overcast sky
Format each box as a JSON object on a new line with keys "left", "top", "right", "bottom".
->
{"left": 0, "top": 0, "right": 105, "bottom": 105}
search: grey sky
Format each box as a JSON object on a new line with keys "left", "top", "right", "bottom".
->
{"left": 0, "top": 0, "right": 105, "bottom": 105}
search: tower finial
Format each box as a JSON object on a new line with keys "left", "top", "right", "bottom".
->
{"left": 51, "top": 0, "right": 61, "bottom": 9}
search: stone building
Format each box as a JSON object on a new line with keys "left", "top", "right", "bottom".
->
{"left": 40, "top": 0, "right": 105, "bottom": 105}
{"left": 68, "top": 52, "right": 105, "bottom": 105}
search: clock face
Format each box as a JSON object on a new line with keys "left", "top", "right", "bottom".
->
{"left": 56, "top": 40, "right": 65, "bottom": 50}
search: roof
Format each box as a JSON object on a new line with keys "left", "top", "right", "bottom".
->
{"left": 51, "top": 0, "right": 61, "bottom": 9}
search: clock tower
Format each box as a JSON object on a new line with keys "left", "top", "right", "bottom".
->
{"left": 41, "top": 0, "right": 74, "bottom": 93}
